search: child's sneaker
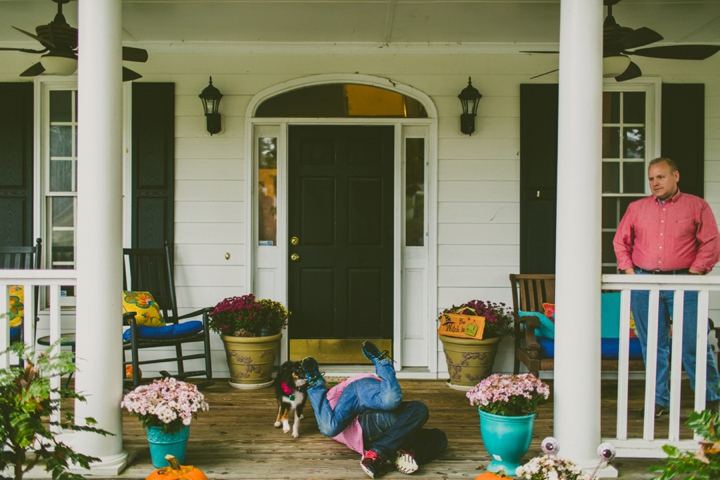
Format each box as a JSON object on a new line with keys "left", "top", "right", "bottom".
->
{"left": 300, "top": 357, "right": 324, "bottom": 385}
{"left": 361, "top": 341, "right": 391, "bottom": 363}
{"left": 360, "top": 450, "right": 384, "bottom": 478}
{"left": 394, "top": 449, "right": 418, "bottom": 475}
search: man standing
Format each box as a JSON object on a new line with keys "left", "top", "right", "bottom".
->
{"left": 613, "top": 157, "right": 720, "bottom": 417}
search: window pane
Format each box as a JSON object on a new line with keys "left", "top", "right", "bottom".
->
{"left": 602, "top": 231, "right": 617, "bottom": 264}
{"left": 624, "top": 127, "right": 645, "bottom": 159}
{"left": 623, "top": 92, "right": 645, "bottom": 124}
{"left": 256, "top": 83, "right": 428, "bottom": 118}
{"left": 406, "top": 138, "right": 425, "bottom": 247}
{"left": 52, "top": 197, "right": 74, "bottom": 227}
{"left": 50, "top": 160, "right": 73, "bottom": 191}
{"left": 50, "top": 125, "right": 72, "bottom": 157}
{"left": 51, "top": 230, "right": 74, "bottom": 264}
{"left": 623, "top": 162, "right": 645, "bottom": 193}
{"left": 50, "top": 90, "right": 72, "bottom": 122}
{"left": 602, "top": 197, "right": 618, "bottom": 229}
{"left": 620, "top": 197, "right": 635, "bottom": 218}
{"left": 602, "top": 92, "right": 620, "bottom": 123}
{"left": 602, "top": 127, "right": 620, "bottom": 158}
{"left": 602, "top": 162, "right": 620, "bottom": 193}
{"left": 258, "top": 137, "right": 277, "bottom": 246}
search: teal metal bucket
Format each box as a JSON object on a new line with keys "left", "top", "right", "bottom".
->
{"left": 479, "top": 410, "right": 535, "bottom": 476}
{"left": 146, "top": 425, "right": 190, "bottom": 468}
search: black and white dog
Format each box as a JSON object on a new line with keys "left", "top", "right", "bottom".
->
{"left": 273, "top": 360, "right": 308, "bottom": 438}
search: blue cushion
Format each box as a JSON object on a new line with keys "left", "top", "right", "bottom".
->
{"left": 601, "top": 292, "right": 622, "bottom": 338}
{"left": 10, "top": 325, "right": 21, "bottom": 342}
{"left": 536, "top": 337, "right": 642, "bottom": 360}
{"left": 518, "top": 310, "right": 555, "bottom": 339}
{"left": 123, "top": 321, "right": 203, "bottom": 341}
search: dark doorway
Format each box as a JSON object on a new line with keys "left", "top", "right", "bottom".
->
{"left": 288, "top": 125, "right": 394, "bottom": 363}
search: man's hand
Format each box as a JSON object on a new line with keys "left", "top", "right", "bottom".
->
{"left": 624, "top": 268, "right": 635, "bottom": 275}
{"left": 688, "top": 270, "right": 704, "bottom": 275}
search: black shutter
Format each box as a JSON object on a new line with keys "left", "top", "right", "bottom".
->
{"left": 0, "top": 83, "right": 33, "bottom": 247}
{"left": 661, "top": 84, "right": 704, "bottom": 198}
{"left": 131, "top": 83, "right": 175, "bottom": 249}
{"left": 519, "top": 84, "right": 559, "bottom": 274}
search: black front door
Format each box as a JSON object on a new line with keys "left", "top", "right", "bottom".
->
{"left": 288, "top": 125, "right": 394, "bottom": 363}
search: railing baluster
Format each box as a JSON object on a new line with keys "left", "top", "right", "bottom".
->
{"left": 669, "top": 289, "right": 684, "bottom": 441}
{"left": 695, "top": 289, "right": 710, "bottom": 422}
{"left": 644, "top": 289, "right": 660, "bottom": 441}
{"left": 49, "top": 284, "right": 62, "bottom": 432}
{"left": 616, "top": 289, "right": 632, "bottom": 439}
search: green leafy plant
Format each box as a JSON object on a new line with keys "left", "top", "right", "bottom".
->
{"left": 0, "top": 342, "right": 113, "bottom": 480}
{"left": 650, "top": 409, "right": 720, "bottom": 479}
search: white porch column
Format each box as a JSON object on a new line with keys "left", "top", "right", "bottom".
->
{"left": 554, "top": 0, "right": 615, "bottom": 476}
{"left": 74, "top": 0, "right": 128, "bottom": 473}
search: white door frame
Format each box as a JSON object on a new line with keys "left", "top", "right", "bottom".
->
{"left": 244, "top": 74, "right": 439, "bottom": 375}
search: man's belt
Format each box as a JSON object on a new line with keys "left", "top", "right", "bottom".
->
{"left": 635, "top": 267, "right": 690, "bottom": 275}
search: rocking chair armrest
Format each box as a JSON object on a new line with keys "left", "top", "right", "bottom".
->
{"left": 517, "top": 314, "right": 542, "bottom": 352}
{"left": 123, "top": 312, "right": 137, "bottom": 326}
{"left": 177, "top": 306, "right": 214, "bottom": 321}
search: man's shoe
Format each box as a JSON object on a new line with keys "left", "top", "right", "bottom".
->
{"left": 360, "top": 450, "right": 384, "bottom": 478}
{"left": 394, "top": 450, "right": 418, "bottom": 475}
{"left": 301, "top": 357, "right": 324, "bottom": 385}
{"left": 362, "top": 341, "right": 391, "bottom": 363}
{"left": 641, "top": 403, "right": 668, "bottom": 418}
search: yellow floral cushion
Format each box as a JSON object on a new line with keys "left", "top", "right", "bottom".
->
{"left": 8, "top": 286, "right": 23, "bottom": 327}
{"left": 122, "top": 291, "right": 165, "bottom": 327}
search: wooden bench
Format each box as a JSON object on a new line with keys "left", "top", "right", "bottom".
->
{"left": 510, "top": 273, "right": 646, "bottom": 376}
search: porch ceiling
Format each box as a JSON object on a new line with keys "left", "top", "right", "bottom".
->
{"left": 0, "top": 0, "right": 718, "bottom": 49}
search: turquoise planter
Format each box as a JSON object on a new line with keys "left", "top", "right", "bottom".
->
{"left": 146, "top": 425, "right": 190, "bottom": 468}
{"left": 479, "top": 410, "right": 535, "bottom": 476}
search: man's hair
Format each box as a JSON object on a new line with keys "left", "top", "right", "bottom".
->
{"left": 648, "top": 157, "right": 679, "bottom": 173}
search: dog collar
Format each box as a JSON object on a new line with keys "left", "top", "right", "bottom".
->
{"left": 281, "top": 382, "right": 293, "bottom": 395}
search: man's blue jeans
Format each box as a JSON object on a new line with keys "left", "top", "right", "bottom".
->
{"left": 359, "top": 401, "right": 447, "bottom": 462}
{"left": 307, "top": 359, "right": 402, "bottom": 437}
{"left": 631, "top": 269, "right": 720, "bottom": 408}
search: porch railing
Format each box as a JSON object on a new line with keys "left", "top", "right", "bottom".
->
{"left": 0, "top": 269, "right": 77, "bottom": 430}
{"left": 601, "top": 273, "right": 720, "bottom": 458}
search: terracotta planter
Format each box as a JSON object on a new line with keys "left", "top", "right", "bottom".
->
{"left": 221, "top": 332, "right": 281, "bottom": 389}
{"left": 439, "top": 334, "right": 501, "bottom": 389}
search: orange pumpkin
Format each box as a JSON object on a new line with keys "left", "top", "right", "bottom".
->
{"left": 475, "top": 472, "right": 507, "bottom": 480}
{"left": 146, "top": 455, "right": 207, "bottom": 480}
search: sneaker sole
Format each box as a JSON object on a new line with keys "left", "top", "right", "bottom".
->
{"left": 360, "top": 462, "right": 376, "bottom": 478}
{"left": 395, "top": 454, "right": 419, "bottom": 475}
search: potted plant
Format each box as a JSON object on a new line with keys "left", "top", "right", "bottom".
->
{"left": 208, "top": 294, "right": 290, "bottom": 389}
{"left": 0, "top": 342, "right": 112, "bottom": 480}
{"left": 121, "top": 377, "right": 209, "bottom": 468}
{"left": 467, "top": 373, "right": 550, "bottom": 475}
{"left": 437, "top": 300, "right": 514, "bottom": 388}
{"left": 516, "top": 437, "right": 616, "bottom": 479}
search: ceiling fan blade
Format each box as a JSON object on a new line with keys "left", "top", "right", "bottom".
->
{"left": 617, "top": 27, "right": 663, "bottom": 50}
{"left": 12, "top": 26, "right": 55, "bottom": 49}
{"left": 19, "top": 62, "right": 46, "bottom": 77}
{"left": 629, "top": 45, "right": 720, "bottom": 60}
{"left": 0, "top": 46, "right": 48, "bottom": 54}
{"left": 614, "top": 61, "right": 641, "bottom": 82}
{"left": 122, "top": 66, "right": 142, "bottom": 82}
{"left": 122, "top": 46, "right": 148, "bottom": 63}
{"left": 520, "top": 51, "right": 559, "bottom": 54}
{"left": 530, "top": 68, "right": 559, "bottom": 80}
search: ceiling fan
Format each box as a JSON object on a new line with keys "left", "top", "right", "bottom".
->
{"left": 524, "top": 0, "right": 720, "bottom": 82}
{"left": 0, "top": 0, "right": 148, "bottom": 81}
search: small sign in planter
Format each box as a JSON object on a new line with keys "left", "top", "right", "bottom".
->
{"left": 438, "top": 313, "right": 485, "bottom": 339}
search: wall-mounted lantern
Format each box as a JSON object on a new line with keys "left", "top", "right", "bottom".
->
{"left": 458, "top": 77, "right": 482, "bottom": 136}
{"left": 199, "top": 76, "right": 223, "bottom": 135}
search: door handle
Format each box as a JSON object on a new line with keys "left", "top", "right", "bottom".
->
{"left": 290, "top": 236, "right": 300, "bottom": 245}
{"left": 290, "top": 253, "right": 300, "bottom": 261}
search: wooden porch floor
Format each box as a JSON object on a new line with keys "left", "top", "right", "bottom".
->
{"left": 68, "top": 379, "right": 698, "bottom": 479}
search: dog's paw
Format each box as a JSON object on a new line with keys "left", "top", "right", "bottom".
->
{"left": 292, "top": 430, "right": 300, "bottom": 438}
{"left": 298, "top": 413, "right": 305, "bottom": 419}
{"left": 274, "top": 421, "right": 282, "bottom": 428}
{"left": 282, "top": 420, "right": 291, "bottom": 433}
